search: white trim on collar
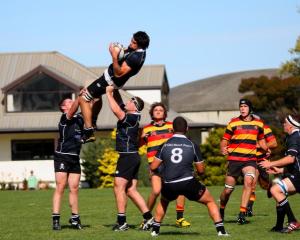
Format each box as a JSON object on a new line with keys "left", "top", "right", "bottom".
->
{"left": 173, "top": 134, "right": 187, "bottom": 138}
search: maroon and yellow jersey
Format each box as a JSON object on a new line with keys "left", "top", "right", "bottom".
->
{"left": 223, "top": 116, "right": 264, "bottom": 162}
{"left": 142, "top": 121, "right": 173, "bottom": 163}
{"left": 256, "top": 125, "right": 276, "bottom": 161}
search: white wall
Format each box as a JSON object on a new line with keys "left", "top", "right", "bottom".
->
{"left": 0, "top": 160, "right": 55, "bottom": 183}
{"left": 0, "top": 160, "right": 86, "bottom": 185}
{"left": 181, "top": 110, "right": 240, "bottom": 125}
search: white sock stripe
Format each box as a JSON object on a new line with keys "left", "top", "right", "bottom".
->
{"left": 279, "top": 198, "right": 288, "bottom": 206}
{"left": 215, "top": 223, "right": 224, "bottom": 227}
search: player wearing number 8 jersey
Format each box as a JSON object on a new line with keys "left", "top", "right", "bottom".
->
{"left": 141, "top": 102, "right": 191, "bottom": 227}
{"left": 149, "top": 116, "right": 228, "bottom": 237}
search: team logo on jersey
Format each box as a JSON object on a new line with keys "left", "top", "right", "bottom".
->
{"left": 59, "top": 163, "right": 65, "bottom": 170}
{"left": 97, "top": 83, "right": 101, "bottom": 87}
{"left": 115, "top": 170, "right": 119, "bottom": 175}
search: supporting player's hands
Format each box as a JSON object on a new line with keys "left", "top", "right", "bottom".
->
{"left": 79, "top": 87, "right": 87, "bottom": 96}
{"left": 106, "top": 85, "right": 114, "bottom": 94}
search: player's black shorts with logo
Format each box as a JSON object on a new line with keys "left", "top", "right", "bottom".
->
{"left": 115, "top": 152, "right": 141, "bottom": 180}
{"left": 227, "top": 160, "right": 257, "bottom": 178}
{"left": 54, "top": 157, "right": 81, "bottom": 174}
{"left": 87, "top": 75, "right": 108, "bottom": 99}
{"left": 161, "top": 178, "right": 206, "bottom": 201}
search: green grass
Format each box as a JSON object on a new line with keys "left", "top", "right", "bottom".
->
{"left": 0, "top": 186, "right": 300, "bottom": 240}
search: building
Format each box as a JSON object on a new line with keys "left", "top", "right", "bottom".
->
{"left": 170, "top": 69, "right": 279, "bottom": 125}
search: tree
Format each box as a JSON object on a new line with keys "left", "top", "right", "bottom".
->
{"left": 238, "top": 36, "right": 300, "bottom": 160}
{"left": 280, "top": 37, "right": 300, "bottom": 77}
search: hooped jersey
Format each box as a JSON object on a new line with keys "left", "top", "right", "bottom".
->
{"left": 223, "top": 116, "right": 264, "bottom": 161}
{"left": 155, "top": 134, "right": 203, "bottom": 183}
{"left": 142, "top": 121, "right": 173, "bottom": 163}
{"left": 256, "top": 125, "right": 276, "bottom": 160}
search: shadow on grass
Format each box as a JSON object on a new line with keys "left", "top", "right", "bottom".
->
{"left": 159, "top": 231, "right": 200, "bottom": 236}
{"left": 61, "top": 224, "right": 91, "bottom": 229}
{"left": 103, "top": 224, "right": 138, "bottom": 229}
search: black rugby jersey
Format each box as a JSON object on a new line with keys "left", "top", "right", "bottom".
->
{"left": 108, "top": 49, "right": 146, "bottom": 88}
{"left": 54, "top": 113, "right": 84, "bottom": 162}
{"left": 155, "top": 134, "right": 203, "bottom": 183}
{"left": 116, "top": 113, "right": 141, "bottom": 153}
{"left": 285, "top": 129, "right": 300, "bottom": 175}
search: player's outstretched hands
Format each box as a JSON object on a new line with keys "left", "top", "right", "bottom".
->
{"left": 258, "top": 159, "right": 271, "bottom": 169}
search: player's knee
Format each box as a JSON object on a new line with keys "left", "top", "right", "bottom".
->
{"left": 244, "top": 172, "right": 255, "bottom": 185}
{"left": 272, "top": 178, "right": 288, "bottom": 196}
{"left": 69, "top": 185, "right": 79, "bottom": 193}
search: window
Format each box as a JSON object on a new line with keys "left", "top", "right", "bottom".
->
{"left": 11, "top": 139, "right": 55, "bottom": 160}
{"left": 6, "top": 72, "right": 75, "bottom": 112}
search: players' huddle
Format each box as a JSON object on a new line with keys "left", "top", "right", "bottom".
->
{"left": 52, "top": 31, "right": 300, "bottom": 237}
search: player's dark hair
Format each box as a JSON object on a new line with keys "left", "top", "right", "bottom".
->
{"left": 58, "top": 98, "right": 68, "bottom": 113}
{"left": 133, "top": 31, "right": 150, "bottom": 49}
{"left": 134, "top": 96, "right": 144, "bottom": 112}
{"left": 173, "top": 116, "right": 188, "bottom": 133}
{"left": 149, "top": 102, "right": 167, "bottom": 120}
{"left": 239, "top": 98, "right": 253, "bottom": 112}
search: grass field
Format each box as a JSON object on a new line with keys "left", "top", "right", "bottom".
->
{"left": 1, "top": 186, "right": 300, "bottom": 240}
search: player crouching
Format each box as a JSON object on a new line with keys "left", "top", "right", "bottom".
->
{"left": 149, "top": 116, "right": 229, "bottom": 237}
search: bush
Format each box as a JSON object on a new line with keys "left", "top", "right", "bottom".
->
{"left": 198, "top": 128, "right": 227, "bottom": 186}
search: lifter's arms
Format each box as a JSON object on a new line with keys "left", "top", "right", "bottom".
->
{"left": 106, "top": 86, "right": 125, "bottom": 120}
{"left": 66, "top": 98, "right": 80, "bottom": 120}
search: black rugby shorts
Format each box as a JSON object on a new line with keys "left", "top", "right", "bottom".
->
{"left": 115, "top": 152, "right": 141, "bottom": 180}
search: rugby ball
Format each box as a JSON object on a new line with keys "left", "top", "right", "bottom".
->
{"left": 112, "top": 42, "right": 125, "bottom": 61}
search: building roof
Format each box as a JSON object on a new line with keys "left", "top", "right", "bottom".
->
{"left": 169, "top": 69, "right": 279, "bottom": 112}
{"left": 0, "top": 51, "right": 190, "bottom": 132}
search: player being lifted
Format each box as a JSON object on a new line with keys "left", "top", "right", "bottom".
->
{"left": 75, "top": 31, "right": 150, "bottom": 143}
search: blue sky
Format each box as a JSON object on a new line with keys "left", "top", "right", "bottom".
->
{"left": 1, "top": 0, "right": 299, "bottom": 87}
